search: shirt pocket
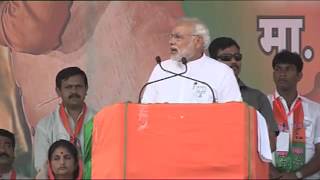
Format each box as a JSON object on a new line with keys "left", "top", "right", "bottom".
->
{"left": 304, "top": 118, "right": 313, "bottom": 138}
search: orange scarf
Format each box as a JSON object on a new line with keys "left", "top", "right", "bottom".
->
{"left": 59, "top": 103, "right": 87, "bottom": 145}
{"left": 273, "top": 96, "right": 305, "bottom": 172}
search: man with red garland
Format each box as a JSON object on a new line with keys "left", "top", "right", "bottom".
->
{"left": 0, "top": 129, "right": 27, "bottom": 179}
{"left": 34, "top": 67, "right": 96, "bottom": 173}
{"left": 268, "top": 50, "right": 320, "bottom": 179}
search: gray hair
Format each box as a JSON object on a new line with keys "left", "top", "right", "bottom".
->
{"left": 177, "top": 17, "right": 211, "bottom": 49}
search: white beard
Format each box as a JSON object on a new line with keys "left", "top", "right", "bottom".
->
{"left": 170, "top": 42, "right": 194, "bottom": 62}
{"left": 170, "top": 53, "right": 183, "bottom": 62}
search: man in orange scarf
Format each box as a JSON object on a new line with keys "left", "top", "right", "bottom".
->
{"left": 268, "top": 50, "right": 320, "bottom": 179}
{"left": 34, "top": 67, "right": 96, "bottom": 175}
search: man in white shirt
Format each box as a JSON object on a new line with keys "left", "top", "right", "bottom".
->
{"left": 0, "top": 129, "right": 27, "bottom": 179}
{"left": 141, "top": 17, "right": 272, "bottom": 163}
{"left": 268, "top": 50, "right": 320, "bottom": 179}
{"left": 141, "top": 17, "right": 242, "bottom": 103}
{"left": 34, "top": 67, "right": 96, "bottom": 173}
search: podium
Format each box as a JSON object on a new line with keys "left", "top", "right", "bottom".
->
{"left": 86, "top": 102, "right": 269, "bottom": 179}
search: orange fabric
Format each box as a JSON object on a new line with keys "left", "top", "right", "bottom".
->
{"left": 91, "top": 103, "right": 268, "bottom": 179}
{"left": 273, "top": 98, "right": 305, "bottom": 143}
{"left": 91, "top": 104, "right": 126, "bottom": 178}
{"left": 59, "top": 103, "right": 87, "bottom": 144}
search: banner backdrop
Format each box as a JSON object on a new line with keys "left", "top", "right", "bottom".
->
{"left": 0, "top": 1, "right": 319, "bottom": 177}
{"left": 183, "top": 1, "right": 320, "bottom": 100}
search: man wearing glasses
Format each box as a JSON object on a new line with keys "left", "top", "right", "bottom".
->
{"left": 208, "top": 37, "right": 278, "bottom": 151}
{"left": 141, "top": 18, "right": 242, "bottom": 103}
{"left": 141, "top": 22, "right": 272, "bottom": 164}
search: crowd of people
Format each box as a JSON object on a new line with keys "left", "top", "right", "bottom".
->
{"left": 1, "top": 16, "right": 319, "bottom": 179}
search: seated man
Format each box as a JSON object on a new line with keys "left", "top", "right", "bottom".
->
{"left": 0, "top": 128, "right": 27, "bottom": 179}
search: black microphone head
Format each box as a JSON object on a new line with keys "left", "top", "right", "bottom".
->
{"left": 181, "top": 57, "right": 187, "bottom": 65}
{"left": 155, "top": 56, "right": 162, "bottom": 64}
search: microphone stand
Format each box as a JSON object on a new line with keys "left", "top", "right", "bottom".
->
{"left": 157, "top": 57, "right": 216, "bottom": 103}
{"left": 138, "top": 57, "right": 188, "bottom": 103}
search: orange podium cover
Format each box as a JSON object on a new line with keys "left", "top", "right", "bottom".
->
{"left": 91, "top": 102, "right": 269, "bottom": 179}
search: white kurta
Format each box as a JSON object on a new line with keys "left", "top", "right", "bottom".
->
{"left": 268, "top": 91, "right": 320, "bottom": 179}
{"left": 141, "top": 54, "right": 242, "bottom": 103}
{"left": 141, "top": 54, "right": 272, "bottom": 162}
{"left": 34, "top": 105, "right": 96, "bottom": 172}
{"left": 257, "top": 111, "right": 272, "bottom": 162}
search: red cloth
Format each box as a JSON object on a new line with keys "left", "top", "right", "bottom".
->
{"left": 91, "top": 103, "right": 269, "bottom": 179}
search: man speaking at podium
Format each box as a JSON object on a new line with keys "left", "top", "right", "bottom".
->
{"left": 140, "top": 17, "right": 272, "bottom": 165}
{"left": 141, "top": 17, "right": 242, "bottom": 104}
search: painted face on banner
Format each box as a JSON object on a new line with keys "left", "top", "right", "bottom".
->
{"left": 273, "top": 63, "right": 302, "bottom": 92}
{"left": 56, "top": 75, "right": 88, "bottom": 109}
{"left": 216, "top": 45, "right": 242, "bottom": 77}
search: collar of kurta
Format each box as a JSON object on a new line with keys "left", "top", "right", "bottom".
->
{"left": 182, "top": 53, "right": 207, "bottom": 65}
{"left": 273, "top": 90, "right": 302, "bottom": 106}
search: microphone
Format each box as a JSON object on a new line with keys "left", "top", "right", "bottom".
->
{"left": 156, "top": 56, "right": 187, "bottom": 65}
{"left": 157, "top": 56, "right": 216, "bottom": 103}
{"left": 138, "top": 56, "right": 188, "bottom": 103}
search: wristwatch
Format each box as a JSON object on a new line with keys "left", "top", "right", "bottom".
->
{"left": 295, "top": 171, "right": 303, "bottom": 179}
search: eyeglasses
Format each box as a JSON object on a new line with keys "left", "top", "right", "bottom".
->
{"left": 169, "top": 33, "right": 197, "bottom": 41}
{"left": 217, "top": 53, "right": 242, "bottom": 61}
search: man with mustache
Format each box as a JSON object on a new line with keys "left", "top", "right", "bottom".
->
{"left": 0, "top": 129, "right": 27, "bottom": 179}
{"left": 208, "top": 37, "right": 278, "bottom": 151}
{"left": 141, "top": 18, "right": 242, "bottom": 103}
{"left": 141, "top": 18, "right": 272, "bottom": 163}
{"left": 268, "top": 50, "right": 320, "bottom": 179}
{"left": 34, "top": 67, "right": 96, "bottom": 174}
